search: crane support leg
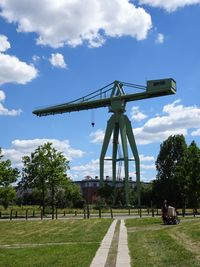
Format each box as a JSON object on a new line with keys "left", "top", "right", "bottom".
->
{"left": 100, "top": 111, "right": 141, "bottom": 207}
{"left": 125, "top": 115, "right": 141, "bottom": 207}
{"left": 112, "top": 123, "right": 119, "bottom": 184}
{"left": 100, "top": 115, "right": 115, "bottom": 187}
{"left": 119, "top": 115, "right": 130, "bottom": 206}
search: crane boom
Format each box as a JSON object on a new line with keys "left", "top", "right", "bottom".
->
{"left": 33, "top": 79, "right": 176, "bottom": 116}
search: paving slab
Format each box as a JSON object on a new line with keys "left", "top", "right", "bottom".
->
{"left": 90, "top": 219, "right": 117, "bottom": 267}
{"left": 116, "top": 219, "right": 131, "bottom": 267}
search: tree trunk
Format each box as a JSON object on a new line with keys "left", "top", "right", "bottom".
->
{"left": 52, "top": 185, "right": 55, "bottom": 220}
{"left": 42, "top": 187, "right": 45, "bottom": 216}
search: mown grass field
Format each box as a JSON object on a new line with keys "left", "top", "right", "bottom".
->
{"left": 126, "top": 217, "right": 200, "bottom": 267}
{"left": 0, "top": 219, "right": 112, "bottom": 267}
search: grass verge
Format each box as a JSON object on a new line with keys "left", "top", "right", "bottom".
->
{"left": 126, "top": 217, "right": 200, "bottom": 267}
{"left": 0, "top": 219, "right": 112, "bottom": 267}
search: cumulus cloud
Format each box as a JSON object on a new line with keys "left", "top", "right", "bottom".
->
{"left": 131, "top": 106, "right": 147, "bottom": 121}
{"left": 71, "top": 156, "right": 155, "bottom": 181}
{"left": 0, "top": 0, "right": 152, "bottom": 48}
{"left": 156, "top": 33, "right": 164, "bottom": 44}
{"left": 90, "top": 100, "right": 200, "bottom": 145}
{"left": 2, "top": 138, "right": 85, "bottom": 168}
{"left": 139, "top": 0, "right": 200, "bottom": 12}
{"left": 90, "top": 129, "right": 105, "bottom": 144}
{"left": 0, "top": 53, "right": 38, "bottom": 85}
{"left": 0, "top": 34, "right": 10, "bottom": 52}
{"left": 0, "top": 90, "right": 5, "bottom": 101}
{"left": 191, "top": 129, "right": 200, "bottom": 136}
{"left": 139, "top": 154, "right": 154, "bottom": 162}
{"left": 49, "top": 53, "right": 67, "bottom": 69}
{"left": 134, "top": 100, "right": 200, "bottom": 144}
{"left": 0, "top": 90, "right": 22, "bottom": 116}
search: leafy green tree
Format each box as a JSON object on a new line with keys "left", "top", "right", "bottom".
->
{"left": 140, "top": 183, "right": 153, "bottom": 207}
{"left": 177, "top": 141, "right": 200, "bottom": 211}
{"left": 20, "top": 143, "right": 69, "bottom": 216}
{"left": 98, "top": 183, "right": 115, "bottom": 207}
{"left": 153, "top": 135, "right": 187, "bottom": 206}
{"left": 56, "top": 180, "right": 84, "bottom": 208}
{"left": 184, "top": 141, "right": 200, "bottom": 211}
{"left": 0, "top": 148, "right": 19, "bottom": 209}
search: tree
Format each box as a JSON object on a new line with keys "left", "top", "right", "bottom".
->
{"left": 20, "top": 143, "right": 70, "bottom": 216}
{"left": 177, "top": 141, "right": 200, "bottom": 211}
{"left": 56, "top": 179, "right": 84, "bottom": 208}
{"left": 153, "top": 135, "right": 187, "bottom": 206}
{"left": 0, "top": 148, "right": 19, "bottom": 209}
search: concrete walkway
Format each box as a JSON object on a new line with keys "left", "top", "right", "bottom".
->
{"left": 90, "top": 219, "right": 131, "bottom": 267}
{"left": 90, "top": 220, "right": 117, "bottom": 267}
{"left": 116, "top": 219, "right": 131, "bottom": 267}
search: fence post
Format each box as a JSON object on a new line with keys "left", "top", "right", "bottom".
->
{"left": 83, "top": 209, "right": 86, "bottom": 219}
{"left": 110, "top": 208, "right": 113, "bottom": 218}
{"left": 32, "top": 210, "right": 35, "bottom": 218}
{"left": 193, "top": 209, "right": 196, "bottom": 217}
{"left": 0, "top": 210, "right": 1, "bottom": 218}
{"left": 56, "top": 208, "right": 58, "bottom": 220}
{"left": 152, "top": 208, "right": 154, "bottom": 217}
{"left": 75, "top": 210, "right": 77, "bottom": 217}
{"left": 41, "top": 210, "right": 43, "bottom": 220}
{"left": 26, "top": 209, "right": 28, "bottom": 220}
{"left": 139, "top": 208, "right": 142, "bottom": 218}
{"left": 128, "top": 208, "right": 131, "bottom": 215}
{"left": 87, "top": 206, "right": 90, "bottom": 219}
{"left": 99, "top": 208, "right": 101, "bottom": 219}
{"left": 10, "top": 209, "right": 13, "bottom": 220}
{"left": 182, "top": 207, "right": 185, "bottom": 217}
{"left": 15, "top": 211, "right": 18, "bottom": 218}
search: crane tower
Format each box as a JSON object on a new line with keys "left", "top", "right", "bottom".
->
{"left": 33, "top": 78, "right": 176, "bottom": 206}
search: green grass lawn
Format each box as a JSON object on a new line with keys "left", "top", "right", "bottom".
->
{"left": 0, "top": 219, "right": 112, "bottom": 267}
{"left": 126, "top": 217, "right": 200, "bottom": 267}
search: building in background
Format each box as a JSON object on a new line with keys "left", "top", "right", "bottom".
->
{"left": 74, "top": 176, "right": 137, "bottom": 204}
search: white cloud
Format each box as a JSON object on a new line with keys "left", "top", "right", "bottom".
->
{"left": 2, "top": 138, "right": 85, "bottom": 168}
{"left": 90, "top": 100, "right": 200, "bottom": 145}
{"left": 156, "top": 33, "right": 164, "bottom": 44}
{"left": 139, "top": 0, "right": 200, "bottom": 12}
{"left": 191, "top": 129, "right": 200, "bottom": 136}
{"left": 0, "top": 34, "right": 10, "bottom": 52}
{"left": 130, "top": 106, "right": 147, "bottom": 121}
{"left": 139, "top": 154, "right": 154, "bottom": 162}
{"left": 0, "top": 90, "right": 22, "bottom": 116}
{"left": 90, "top": 129, "right": 105, "bottom": 144}
{"left": 32, "top": 55, "right": 40, "bottom": 63}
{"left": 0, "top": 103, "right": 22, "bottom": 116}
{"left": 0, "top": 53, "right": 38, "bottom": 85}
{"left": 0, "top": 0, "right": 152, "bottom": 48}
{"left": 71, "top": 156, "right": 155, "bottom": 181}
{"left": 134, "top": 100, "right": 200, "bottom": 144}
{"left": 0, "top": 90, "right": 5, "bottom": 101}
{"left": 49, "top": 53, "right": 67, "bottom": 69}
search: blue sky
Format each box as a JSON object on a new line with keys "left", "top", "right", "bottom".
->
{"left": 0, "top": 0, "right": 200, "bottom": 182}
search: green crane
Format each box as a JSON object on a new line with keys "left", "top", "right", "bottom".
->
{"left": 33, "top": 78, "right": 176, "bottom": 206}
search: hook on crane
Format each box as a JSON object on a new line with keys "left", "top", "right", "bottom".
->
{"left": 91, "top": 109, "right": 95, "bottom": 127}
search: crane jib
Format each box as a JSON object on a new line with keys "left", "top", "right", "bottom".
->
{"left": 32, "top": 78, "right": 176, "bottom": 116}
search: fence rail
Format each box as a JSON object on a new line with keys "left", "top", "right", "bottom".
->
{"left": 0, "top": 207, "right": 199, "bottom": 220}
